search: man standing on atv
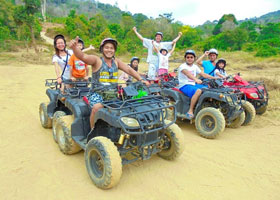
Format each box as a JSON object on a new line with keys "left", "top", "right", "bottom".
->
{"left": 69, "top": 37, "right": 149, "bottom": 129}
{"left": 178, "top": 50, "right": 217, "bottom": 119}
{"left": 196, "top": 48, "right": 219, "bottom": 76}
{"left": 132, "top": 27, "right": 182, "bottom": 81}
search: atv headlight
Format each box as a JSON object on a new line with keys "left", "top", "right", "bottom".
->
{"left": 225, "top": 95, "right": 233, "bottom": 104}
{"left": 250, "top": 93, "right": 258, "bottom": 98}
{"left": 121, "top": 117, "right": 139, "bottom": 127}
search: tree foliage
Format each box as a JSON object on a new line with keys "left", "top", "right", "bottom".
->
{"left": 1, "top": 1, "right": 280, "bottom": 57}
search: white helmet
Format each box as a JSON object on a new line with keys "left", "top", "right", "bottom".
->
{"left": 209, "top": 48, "right": 218, "bottom": 55}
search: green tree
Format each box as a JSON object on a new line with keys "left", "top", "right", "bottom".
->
{"left": 213, "top": 14, "right": 238, "bottom": 35}
{"left": 108, "top": 23, "right": 125, "bottom": 41}
{"left": 178, "top": 25, "right": 202, "bottom": 48}
{"left": 159, "top": 13, "right": 174, "bottom": 23}
{"left": 89, "top": 14, "right": 107, "bottom": 38}
{"left": 133, "top": 13, "right": 148, "bottom": 28}
{"left": 120, "top": 15, "right": 135, "bottom": 36}
{"left": 13, "top": 0, "right": 42, "bottom": 52}
{"left": 257, "top": 23, "right": 280, "bottom": 41}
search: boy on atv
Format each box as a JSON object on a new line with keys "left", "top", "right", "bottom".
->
{"left": 178, "top": 50, "right": 217, "bottom": 119}
{"left": 69, "top": 37, "right": 149, "bottom": 129}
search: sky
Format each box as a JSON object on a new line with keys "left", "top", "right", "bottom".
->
{"left": 98, "top": 0, "right": 280, "bottom": 26}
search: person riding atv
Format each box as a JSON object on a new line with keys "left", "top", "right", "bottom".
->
{"left": 161, "top": 50, "right": 246, "bottom": 139}
{"left": 39, "top": 37, "right": 185, "bottom": 189}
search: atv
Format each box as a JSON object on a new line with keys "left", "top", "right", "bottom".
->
{"left": 39, "top": 79, "right": 184, "bottom": 189}
{"left": 223, "top": 73, "right": 269, "bottom": 115}
{"left": 161, "top": 79, "right": 246, "bottom": 139}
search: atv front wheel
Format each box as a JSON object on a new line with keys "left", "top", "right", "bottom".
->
{"left": 39, "top": 102, "right": 52, "bottom": 128}
{"left": 256, "top": 105, "right": 267, "bottom": 115}
{"left": 157, "top": 120, "right": 184, "bottom": 160}
{"left": 195, "top": 107, "right": 225, "bottom": 139}
{"left": 85, "top": 136, "right": 122, "bottom": 189}
{"left": 227, "top": 111, "right": 245, "bottom": 128}
{"left": 241, "top": 100, "right": 256, "bottom": 126}
{"left": 52, "top": 111, "right": 66, "bottom": 143}
{"left": 56, "top": 115, "right": 81, "bottom": 154}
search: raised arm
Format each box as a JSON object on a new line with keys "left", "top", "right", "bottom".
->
{"left": 69, "top": 36, "right": 99, "bottom": 67}
{"left": 132, "top": 27, "right": 144, "bottom": 42}
{"left": 82, "top": 44, "right": 95, "bottom": 53}
{"left": 152, "top": 40, "right": 159, "bottom": 54}
{"left": 169, "top": 42, "right": 176, "bottom": 55}
{"left": 172, "top": 32, "right": 182, "bottom": 45}
{"left": 196, "top": 51, "right": 209, "bottom": 66}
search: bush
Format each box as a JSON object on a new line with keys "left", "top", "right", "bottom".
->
{"left": 255, "top": 43, "right": 279, "bottom": 57}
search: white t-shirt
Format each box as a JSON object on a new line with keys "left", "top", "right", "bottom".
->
{"left": 214, "top": 69, "right": 227, "bottom": 77}
{"left": 143, "top": 38, "right": 172, "bottom": 64}
{"left": 52, "top": 50, "right": 73, "bottom": 79}
{"left": 178, "top": 63, "right": 202, "bottom": 88}
{"left": 158, "top": 53, "right": 171, "bottom": 70}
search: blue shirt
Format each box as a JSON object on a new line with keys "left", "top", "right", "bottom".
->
{"left": 202, "top": 60, "right": 216, "bottom": 76}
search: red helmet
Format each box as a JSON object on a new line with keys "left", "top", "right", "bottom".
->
{"left": 99, "top": 38, "right": 118, "bottom": 53}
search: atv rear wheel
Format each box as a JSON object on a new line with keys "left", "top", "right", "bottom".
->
{"left": 227, "top": 111, "right": 245, "bottom": 128}
{"left": 195, "top": 107, "right": 225, "bottom": 139}
{"left": 52, "top": 111, "right": 66, "bottom": 143}
{"left": 56, "top": 115, "right": 81, "bottom": 154}
{"left": 241, "top": 100, "right": 256, "bottom": 126}
{"left": 85, "top": 136, "right": 122, "bottom": 189}
{"left": 39, "top": 102, "right": 52, "bottom": 128}
{"left": 157, "top": 120, "right": 184, "bottom": 160}
{"left": 256, "top": 105, "right": 267, "bottom": 115}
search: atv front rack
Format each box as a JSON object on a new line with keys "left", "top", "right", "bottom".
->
{"left": 102, "top": 95, "right": 176, "bottom": 134}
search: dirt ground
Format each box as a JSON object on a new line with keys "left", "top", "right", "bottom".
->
{"left": 0, "top": 59, "right": 280, "bottom": 200}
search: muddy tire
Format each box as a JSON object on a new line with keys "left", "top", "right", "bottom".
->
{"left": 256, "top": 105, "right": 267, "bottom": 115}
{"left": 227, "top": 111, "right": 245, "bottom": 128}
{"left": 52, "top": 111, "right": 66, "bottom": 143}
{"left": 195, "top": 107, "right": 225, "bottom": 139}
{"left": 56, "top": 115, "right": 81, "bottom": 154}
{"left": 157, "top": 120, "right": 184, "bottom": 160}
{"left": 39, "top": 102, "right": 52, "bottom": 128}
{"left": 85, "top": 136, "right": 122, "bottom": 189}
{"left": 241, "top": 100, "right": 256, "bottom": 126}
{"left": 166, "top": 101, "right": 176, "bottom": 121}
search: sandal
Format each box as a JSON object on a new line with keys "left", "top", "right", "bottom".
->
{"left": 186, "top": 113, "right": 194, "bottom": 120}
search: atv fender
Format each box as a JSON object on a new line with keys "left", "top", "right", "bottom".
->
{"left": 46, "top": 89, "right": 59, "bottom": 118}
{"left": 94, "top": 109, "right": 122, "bottom": 129}
{"left": 64, "top": 98, "right": 91, "bottom": 138}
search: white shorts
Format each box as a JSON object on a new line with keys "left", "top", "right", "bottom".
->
{"left": 148, "top": 63, "right": 157, "bottom": 80}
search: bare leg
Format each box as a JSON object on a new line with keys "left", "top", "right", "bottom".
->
{"left": 90, "top": 103, "right": 104, "bottom": 129}
{"left": 188, "top": 89, "right": 202, "bottom": 115}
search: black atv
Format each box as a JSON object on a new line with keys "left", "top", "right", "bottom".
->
{"left": 39, "top": 79, "right": 184, "bottom": 189}
{"left": 161, "top": 79, "right": 245, "bottom": 139}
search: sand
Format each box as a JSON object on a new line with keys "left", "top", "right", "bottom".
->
{"left": 0, "top": 62, "right": 279, "bottom": 200}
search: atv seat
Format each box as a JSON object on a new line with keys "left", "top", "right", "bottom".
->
{"left": 172, "top": 87, "right": 183, "bottom": 94}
